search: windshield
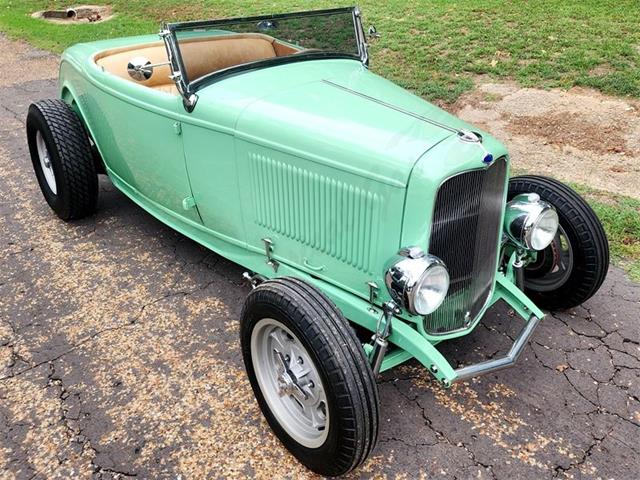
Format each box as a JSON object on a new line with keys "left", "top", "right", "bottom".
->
{"left": 164, "top": 7, "right": 365, "bottom": 93}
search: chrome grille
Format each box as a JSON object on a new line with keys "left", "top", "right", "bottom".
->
{"left": 424, "top": 158, "right": 507, "bottom": 335}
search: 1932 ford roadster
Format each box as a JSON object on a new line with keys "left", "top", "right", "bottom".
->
{"left": 26, "top": 7, "right": 609, "bottom": 475}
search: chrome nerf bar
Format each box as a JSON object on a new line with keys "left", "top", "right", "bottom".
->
{"left": 453, "top": 315, "right": 541, "bottom": 383}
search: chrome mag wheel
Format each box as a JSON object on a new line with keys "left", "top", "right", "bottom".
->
{"left": 35, "top": 130, "right": 57, "bottom": 194}
{"left": 250, "top": 318, "right": 329, "bottom": 448}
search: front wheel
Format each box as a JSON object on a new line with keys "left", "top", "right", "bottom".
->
{"left": 508, "top": 175, "right": 609, "bottom": 310}
{"left": 240, "top": 277, "right": 379, "bottom": 476}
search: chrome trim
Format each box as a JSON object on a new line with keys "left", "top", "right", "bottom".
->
{"left": 367, "top": 281, "right": 379, "bottom": 306}
{"left": 398, "top": 246, "right": 426, "bottom": 260}
{"left": 160, "top": 25, "right": 198, "bottom": 112}
{"left": 126, "top": 57, "right": 171, "bottom": 81}
{"left": 369, "top": 301, "right": 400, "bottom": 375}
{"left": 352, "top": 6, "right": 369, "bottom": 66}
{"left": 457, "top": 130, "right": 482, "bottom": 143}
{"left": 453, "top": 315, "right": 541, "bottom": 382}
{"left": 322, "top": 80, "right": 461, "bottom": 134}
{"left": 504, "top": 193, "right": 559, "bottom": 250}
{"left": 424, "top": 158, "right": 508, "bottom": 336}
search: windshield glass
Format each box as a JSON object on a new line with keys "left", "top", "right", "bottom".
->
{"left": 166, "top": 8, "right": 363, "bottom": 90}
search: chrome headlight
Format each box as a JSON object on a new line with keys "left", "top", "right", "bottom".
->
{"left": 504, "top": 193, "right": 559, "bottom": 250}
{"left": 385, "top": 247, "right": 450, "bottom": 315}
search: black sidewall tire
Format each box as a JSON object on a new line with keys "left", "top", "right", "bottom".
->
{"left": 27, "top": 105, "right": 69, "bottom": 217}
{"left": 26, "top": 100, "right": 98, "bottom": 221}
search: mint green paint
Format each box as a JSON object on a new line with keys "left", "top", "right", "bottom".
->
{"left": 379, "top": 349, "right": 415, "bottom": 372}
{"left": 58, "top": 33, "right": 546, "bottom": 384}
{"left": 492, "top": 272, "right": 545, "bottom": 321}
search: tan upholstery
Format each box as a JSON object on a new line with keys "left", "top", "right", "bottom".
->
{"left": 95, "top": 33, "right": 302, "bottom": 95}
{"left": 180, "top": 36, "right": 276, "bottom": 80}
{"left": 96, "top": 41, "right": 172, "bottom": 88}
{"left": 151, "top": 84, "right": 179, "bottom": 95}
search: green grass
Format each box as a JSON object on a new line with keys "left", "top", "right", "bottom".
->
{"left": 571, "top": 184, "right": 640, "bottom": 282}
{"left": 1, "top": 1, "right": 640, "bottom": 103}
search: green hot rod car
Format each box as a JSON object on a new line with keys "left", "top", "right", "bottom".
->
{"left": 26, "top": 7, "right": 609, "bottom": 476}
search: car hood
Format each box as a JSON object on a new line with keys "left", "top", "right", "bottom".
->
{"left": 227, "top": 59, "right": 476, "bottom": 187}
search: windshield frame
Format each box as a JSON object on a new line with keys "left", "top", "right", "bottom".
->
{"left": 161, "top": 6, "right": 367, "bottom": 108}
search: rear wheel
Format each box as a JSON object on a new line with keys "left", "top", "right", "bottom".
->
{"left": 508, "top": 175, "right": 609, "bottom": 310}
{"left": 240, "top": 277, "right": 379, "bottom": 476}
{"left": 26, "top": 99, "right": 98, "bottom": 220}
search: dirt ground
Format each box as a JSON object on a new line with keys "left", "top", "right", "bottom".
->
{"left": 1, "top": 35, "right": 639, "bottom": 479}
{"left": 453, "top": 80, "right": 640, "bottom": 199}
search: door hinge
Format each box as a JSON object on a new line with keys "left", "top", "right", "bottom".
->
{"left": 173, "top": 121, "right": 182, "bottom": 135}
{"left": 182, "top": 196, "right": 196, "bottom": 210}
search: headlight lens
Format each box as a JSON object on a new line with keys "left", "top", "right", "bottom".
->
{"left": 504, "top": 193, "right": 559, "bottom": 251}
{"left": 385, "top": 249, "right": 450, "bottom": 315}
{"left": 412, "top": 263, "right": 450, "bottom": 315}
{"left": 529, "top": 208, "right": 559, "bottom": 250}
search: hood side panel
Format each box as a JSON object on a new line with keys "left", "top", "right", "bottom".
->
{"left": 235, "top": 140, "right": 406, "bottom": 301}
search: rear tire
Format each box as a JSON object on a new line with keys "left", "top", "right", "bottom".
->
{"left": 508, "top": 175, "right": 609, "bottom": 310}
{"left": 240, "top": 277, "right": 379, "bottom": 476}
{"left": 26, "top": 99, "right": 98, "bottom": 220}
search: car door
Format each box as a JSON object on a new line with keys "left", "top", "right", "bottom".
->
{"left": 85, "top": 79, "right": 201, "bottom": 224}
{"left": 179, "top": 103, "right": 245, "bottom": 242}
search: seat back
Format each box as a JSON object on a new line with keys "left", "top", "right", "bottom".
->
{"left": 180, "top": 35, "right": 277, "bottom": 80}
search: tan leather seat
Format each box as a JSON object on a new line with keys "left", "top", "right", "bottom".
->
{"left": 95, "top": 33, "right": 301, "bottom": 95}
{"left": 180, "top": 36, "right": 276, "bottom": 80}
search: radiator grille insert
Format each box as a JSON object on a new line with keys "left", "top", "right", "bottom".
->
{"left": 424, "top": 158, "right": 507, "bottom": 335}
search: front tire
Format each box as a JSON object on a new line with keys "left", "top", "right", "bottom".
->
{"left": 26, "top": 99, "right": 98, "bottom": 220}
{"left": 508, "top": 175, "right": 609, "bottom": 310}
{"left": 240, "top": 277, "right": 379, "bottom": 476}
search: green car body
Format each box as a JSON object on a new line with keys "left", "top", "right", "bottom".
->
{"left": 57, "top": 29, "right": 542, "bottom": 387}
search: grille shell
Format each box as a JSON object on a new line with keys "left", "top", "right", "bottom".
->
{"left": 424, "top": 158, "right": 508, "bottom": 335}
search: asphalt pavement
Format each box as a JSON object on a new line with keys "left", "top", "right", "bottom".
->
{"left": 1, "top": 35, "right": 638, "bottom": 479}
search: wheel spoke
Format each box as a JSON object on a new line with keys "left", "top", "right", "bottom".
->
{"left": 269, "top": 329, "right": 288, "bottom": 352}
{"left": 309, "top": 402, "right": 327, "bottom": 429}
{"left": 273, "top": 349, "right": 288, "bottom": 375}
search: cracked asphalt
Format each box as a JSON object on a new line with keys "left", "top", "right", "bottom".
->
{"left": 1, "top": 35, "right": 639, "bottom": 479}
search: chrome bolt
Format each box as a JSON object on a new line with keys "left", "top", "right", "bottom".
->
{"left": 430, "top": 365, "right": 438, "bottom": 374}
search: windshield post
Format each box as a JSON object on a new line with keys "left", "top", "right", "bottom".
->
{"left": 353, "top": 7, "right": 369, "bottom": 66}
{"left": 160, "top": 25, "right": 198, "bottom": 112}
